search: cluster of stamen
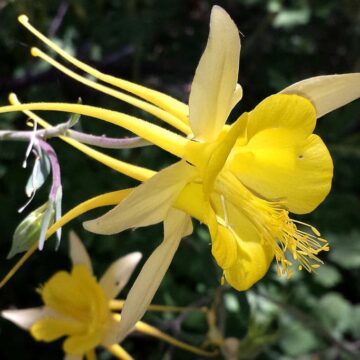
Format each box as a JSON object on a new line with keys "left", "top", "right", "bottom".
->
{"left": 262, "top": 208, "right": 329, "bottom": 278}
{"left": 218, "top": 172, "right": 330, "bottom": 278}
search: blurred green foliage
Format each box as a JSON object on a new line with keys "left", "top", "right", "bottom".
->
{"left": 0, "top": 0, "right": 360, "bottom": 359}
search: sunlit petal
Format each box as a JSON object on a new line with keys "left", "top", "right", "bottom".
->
{"left": 63, "top": 331, "right": 102, "bottom": 355}
{"left": 231, "top": 130, "right": 333, "bottom": 214}
{"left": 99, "top": 252, "right": 142, "bottom": 299}
{"left": 112, "top": 209, "right": 192, "bottom": 343}
{"left": 280, "top": 73, "right": 360, "bottom": 118}
{"left": 83, "top": 161, "right": 195, "bottom": 235}
{"left": 31, "top": 317, "right": 83, "bottom": 342}
{"left": 222, "top": 202, "right": 274, "bottom": 290}
{"left": 69, "top": 231, "right": 92, "bottom": 274}
{"left": 189, "top": 5, "right": 240, "bottom": 141}
{"left": 246, "top": 94, "right": 316, "bottom": 140}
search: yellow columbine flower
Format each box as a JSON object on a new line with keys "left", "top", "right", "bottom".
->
{"left": 0, "top": 4, "right": 359, "bottom": 345}
{"left": 2, "top": 231, "right": 142, "bottom": 359}
{"left": 2, "top": 233, "right": 219, "bottom": 359}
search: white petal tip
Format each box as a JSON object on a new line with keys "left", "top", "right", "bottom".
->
{"left": 1, "top": 308, "right": 45, "bottom": 330}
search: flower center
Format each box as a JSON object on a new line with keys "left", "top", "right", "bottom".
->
{"left": 31, "top": 265, "right": 111, "bottom": 354}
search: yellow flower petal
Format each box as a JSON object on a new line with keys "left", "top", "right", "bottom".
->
{"left": 69, "top": 231, "right": 93, "bottom": 274}
{"left": 41, "top": 265, "right": 109, "bottom": 323}
{"left": 211, "top": 223, "right": 238, "bottom": 270}
{"left": 189, "top": 5, "right": 240, "bottom": 141}
{"left": 35, "top": 265, "right": 110, "bottom": 353}
{"left": 208, "top": 179, "right": 274, "bottom": 290}
{"left": 230, "top": 128, "right": 333, "bottom": 214}
{"left": 83, "top": 161, "right": 195, "bottom": 235}
{"left": 113, "top": 209, "right": 192, "bottom": 343}
{"left": 31, "top": 317, "right": 83, "bottom": 342}
{"left": 41, "top": 269, "right": 90, "bottom": 315}
{"left": 222, "top": 202, "right": 274, "bottom": 291}
{"left": 280, "top": 73, "right": 360, "bottom": 118}
{"left": 63, "top": 331, "right": 103, "bottom": 355}
{"left": 202, "top": 113, "right": 248, "bottom": 197}
{"left": 175, "top": 182, "right": 208, "bottom": 223}
{"left": 224, "top": 243, "right": 273, "bottom": 291}
{"left": 245, "top": 94, "right": 316, "bottom": 140}
{"left": 99, "top": 252, "right": 142, "bottom": 300}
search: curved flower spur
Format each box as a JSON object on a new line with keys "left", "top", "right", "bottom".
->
{"left": 0, "top": 4, "right": 359, "bottom": 345}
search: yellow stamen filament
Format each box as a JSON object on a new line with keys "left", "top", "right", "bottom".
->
{"left": 217, "top": 172, "right": 329, "bottom": 277}
{"left": 293, "top": 219, "right": 321, "bottom": 237}
{"left": 0, "top": 189, "right": 131, "bottom": 288}
{"left": 106, "top": 344, "right": 134, "bottom": 360}
{"left": 30, "top": 47, "right": 191, "bottom": 135}
{"left": 109, "top": 299, "right": 207, "bottom": 313}
{"left": 1, "top": 100, "right": 188, "bottom": 160}
{"left": 18, "top": 15, "right": 189, "bottom": 124}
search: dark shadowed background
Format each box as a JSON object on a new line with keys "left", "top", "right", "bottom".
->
{"left": 0, "top": 0, "right": 360, "bottom": 359}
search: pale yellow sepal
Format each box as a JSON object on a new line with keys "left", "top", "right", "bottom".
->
{"left": 99, "top": 252, "right": 142, "bottom": 300}
{"left": 69, "top": 230, "right": 93, "bottom": 273}
{"left": 84, "top": 161, "right": 195, "bottom": 235}
{"left": 280, "top": 73, "right": 360, "bottom": 118}
{"left": 189, "top": 5, "right": 240, "bottom": 141}
{"left": 114, "top": 209, "right": 193, "bottom": 343}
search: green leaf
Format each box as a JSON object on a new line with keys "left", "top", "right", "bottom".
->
{"left": 8, "top": 204, "right": 45, "bottom": 258}
{"left": 8, "top": 203, "right": 54, "bottom": 258}
{"left": 273, "top": 8, "right": 311, "bottom": 28}
{"left": 280, "top": 318, "right": 319, "bottom": 356}
{"left": 328, "top": 231, "right": 360, "bottom": 269}
{"left": 313, "top": 264, "right": 342, "bottom": 288}
{"left": 316, "top": 293, "right": 352, "bottom": 337}
{"left": 349, "top": 306, "right": 360, "bottom": 337}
